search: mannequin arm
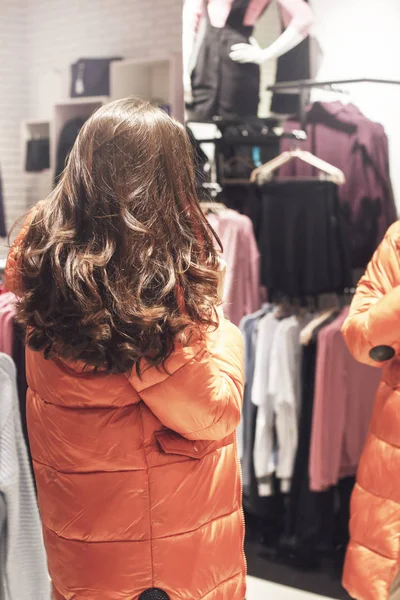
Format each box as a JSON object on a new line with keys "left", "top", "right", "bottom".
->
{"left": 182, "top": 0, "right": 205, "bottom": 101}
{"left": 230, "top": 0, "right": 314, "bottom": 65}
{"left": 230, "top": 27, "right": 305, "bottom": 65}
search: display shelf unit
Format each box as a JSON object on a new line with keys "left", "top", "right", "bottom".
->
{"left": 24, "top": 54, "right": 184, "bottom": 196}
{"left": 51, "top": 97, "right": 108, "bottom": 171}
{"left": 21, "top": 119, "right": 51, "bottom": 172}
{"left": 22, "top": 119, "right": 50, "bottom": 138}
{"left": 109, "top": 54, "right": 184, "bottom": 121}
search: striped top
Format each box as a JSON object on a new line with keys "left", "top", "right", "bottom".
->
{"left": 0, "top": 354, "right": 50, "bottom": 600}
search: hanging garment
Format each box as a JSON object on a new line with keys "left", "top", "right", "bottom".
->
{"left": 222, "top": 183, "right": 263, "bottom": 238}
{"left": 238, "top": 305, "right": 271, "bottom": 467}
{"left": 0, "top": 292, "right": 31, "bottom": 472}
{"left": 281, "top": 102, "right": 397, "bottom": 268}
{"left": 0, "top": 353, "right": 50, "bottom": 600}
{"left": 341, "top": 221, "right": 400, "bottom": 600}
{"left": 54, "top": 117, "right": 86, "bottom": 184}
{"left": 253, "top": 313, "right": 312, "bottom": 496}
{"left": 309, "top": 307, "right": 381, "bottom": 492}
{"left": 12, "top": 322, "right": 30, "bottom": 471}
{"left": 251, "top": 310, "right": 280, "bottom": 494}
{"left": 0, "top": 168, "right": 6, "bottom": 238}
{"left": 268, "top": 314, "right": 312, "bottom": 492}
{"left": 207, "top": 208, "right": 260, "bottom": 325}
{"left": 288, "top": 312, "right": 339, "bottom": 565}
{"left": 0, "top": 292, "right": 16, "bottom": 356}
{"left": 258, "top": 180, "right": 352, "bottom": 298}
{"left": 240, "top": 308, "right": 284, "bottom": 533}
{"left": 185, "top": 126, "right": 210, "bottom": 197}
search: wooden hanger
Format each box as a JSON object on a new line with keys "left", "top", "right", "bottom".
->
{"left": 300, "top": 308, "right": 338, "bottom": 346}
{"left": 250, "top": 148, "right": 346, "bottom": 186}
{"left": 200, "top": 201, "right": 227, "bottom": 215}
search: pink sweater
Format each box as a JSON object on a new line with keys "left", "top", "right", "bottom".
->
{"left": 183, "top": 0, "right": 314, "bottom": 37}
{"left": 309, "top": 308, "right": 381, "bottom": 492}
{"left": 207, "top": 209, "right": 260, "bottom": 326}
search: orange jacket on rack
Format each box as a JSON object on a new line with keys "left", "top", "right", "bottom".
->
{"left": 342, "top": 220, "right": 400, "bottom": 600}
{"left": 5, "top": 226, "right": 246, "bottom": 600}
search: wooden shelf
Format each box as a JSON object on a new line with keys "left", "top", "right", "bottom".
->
{"left": 110, "top": 55, "right": 183, "bottom": 121}
{"left": 21, "top": 120, "right": 51, "bottom": 183}
{"left": 52, "top": 98, "right": 107, "bottom": 171}
{"left": 54, "top": 96, "right": 109, "bottom": 107}
{"left": 21, "top": 54, "right": 184, "bottom": 205}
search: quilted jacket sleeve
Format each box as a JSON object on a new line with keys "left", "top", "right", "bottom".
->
{"left": 342, "top": 222, "right": 400, "bottom": 367}
{"left": 129, "top": 317, "right": 244, "bottom": 441}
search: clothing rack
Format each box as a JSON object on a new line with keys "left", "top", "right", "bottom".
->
{"left": 187, "top": 117, "right": 307, "bottom": 145}
{"left": 267, "top": 78, "right": 400, "bottom": 130}
{"left": 187, "top": 118, "right": 307, "bottom": 186}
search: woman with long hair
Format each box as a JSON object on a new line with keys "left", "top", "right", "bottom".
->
{"left": 6, "top": 98, "right": 246, "bottom": 600}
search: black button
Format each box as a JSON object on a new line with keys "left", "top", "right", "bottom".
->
{"left": 369, "top": 345, "right": 395, "bottom": 362}
{"left": 139, "top": 590, "right": 170, "bottom": 600}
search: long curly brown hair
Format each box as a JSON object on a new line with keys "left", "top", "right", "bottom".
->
{"left": 16, "top": 98, "right": 221, "bottom": 374}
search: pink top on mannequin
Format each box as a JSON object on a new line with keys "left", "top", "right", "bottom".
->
{"left": 183, "top": 0, "right": 314, "bottom": 37}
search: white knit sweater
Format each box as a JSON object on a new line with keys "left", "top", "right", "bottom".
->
{"left": 0, "top": 353, "right": 50, "bottom": 599}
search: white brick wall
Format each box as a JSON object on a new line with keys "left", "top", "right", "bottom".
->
{"left": 26, "top": 0, "right": 183, "bottom": 119}
{"left": 0, "top": 0, "right": 183, "bottom": 256}
{"left": 0, "top": 0, "right": 29, "bottom": 253}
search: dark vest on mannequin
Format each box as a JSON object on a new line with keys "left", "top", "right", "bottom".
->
{"left": 187, "top": 0, "right": 312, "bottom": 119}
{"left": 226, "top": 0, "right": 252, "bottom": 28}
{"left": 271, "top": 0, "right": 311, "bottom": 115}
{"left": 188, "top": 0, "right": 261, "bottom": 120}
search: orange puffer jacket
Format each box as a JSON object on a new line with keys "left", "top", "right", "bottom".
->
{"left": 5, "top": 228, "right": 246, "bottom": 600}
{"left": 342, "top": 221, "right": 400, "bottom": 600}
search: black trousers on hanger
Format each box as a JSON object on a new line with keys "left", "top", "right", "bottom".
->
{"left": 288, "top": 315, "right": 339, "bottom": 562}
{"left": 258, "top": 180, "right": 352, "bottom": 298}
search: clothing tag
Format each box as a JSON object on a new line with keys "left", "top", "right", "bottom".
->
{"left": 252, "top": 146, "right": 262, "bottom": 168}
{"left": 75, "top": 79, "right": 84, "bottom": 95}
{"left": 75, "top": 63, "right": 85, "bottom": 95}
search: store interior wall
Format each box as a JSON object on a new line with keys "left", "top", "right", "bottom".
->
{"left": 0, "top": 0, "right": 183, "bottom": 256}
{"left": 0, "top": 0, "right": 29, "bottom": 242}
{"left": 2, "top": 0, "right": 400, "bottom": 259}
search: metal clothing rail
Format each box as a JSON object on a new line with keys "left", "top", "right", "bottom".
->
{"left": 187, "top": 118, "right": 307, "bottom": 185}
{"left": 267, "top": 77, "right": 400, "bottom": 129}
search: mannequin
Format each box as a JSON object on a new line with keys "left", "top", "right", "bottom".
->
{"left": 183, "top": 0, "right": 314, "bottom": 119}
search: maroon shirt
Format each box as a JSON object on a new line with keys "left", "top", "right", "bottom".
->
{"left": 280, "top": 102, "right": 397, "bottom": 268}
{"left": 309, "top": 308, "right": 381, "bottom": 492}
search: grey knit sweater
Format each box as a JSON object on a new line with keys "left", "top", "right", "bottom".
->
{"left": 0, "top": 353, "right": 50, "bottom": 599}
